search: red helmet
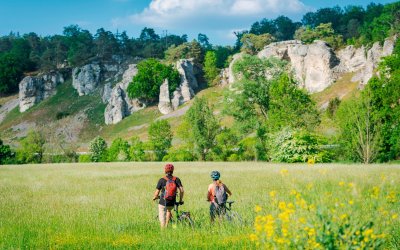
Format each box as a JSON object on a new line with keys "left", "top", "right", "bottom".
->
{"left": 164, "top": 163, "right": 174, "bottom": 173}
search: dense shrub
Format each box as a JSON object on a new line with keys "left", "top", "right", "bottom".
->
{"left": 271, "top": 128, "right": 332, "bottom": 163}
{"left": 127, "top": 58, "right": 180, "bottom": 103}
{"left": 89, "top": 136, "right": 108, "bottom": 162}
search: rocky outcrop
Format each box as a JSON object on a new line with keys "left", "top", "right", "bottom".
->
{"left": 252, "top": 36, "right": 397, "bottom": 93}
{"left": 337, "top": 36, "right": 397, "bottom": 86}
{"left": 175, "top": 59, "right": 198, "bottom": 102}
{"left": 104, "top": 64, "right": 146, "bottom": 125}
{"left": 72, "top": 63, "right": 101, "bottom": 96}
{"left": 19, "top": 72, "right": 64, "bottom": 112}
{"left": 258, "top": 40, "right": 339, "bottom": 93}
{"left": 157, "top": 59, "right": 199, "bottom": 114}
{"left": 102, "top": 83, "right": 113, "bottom": 104}
{"left": 158, "top": 79, "right": 174, "bottom": 115}
{"left": 72, "top": 62, "right": 126, "bottom": 96}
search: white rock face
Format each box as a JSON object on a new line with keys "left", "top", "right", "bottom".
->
{"left": 157, "top": 59, "right": 199, "bottom": 114}
{"left": 19, "top": 72, "right": 64, "bottom": 112}
{"left": 104, "top": 64, "right": 145, "bottom": 125}
{"left": 158, "top": 79, "right": 174, "bottom": 115}
{"left": 258, "top": 40, "right": 339, "bottom": 93}
{"left": 102, "top": 83, "right": 113, "bottom": 104}
{"left": 175, "top": 59, "right": 198, "bottom": 102}
{"left": 72, "top": 64, "right": 101, "bottom": 96}
{"left": 252, "top": 36, "right": 397, "bottom": 93}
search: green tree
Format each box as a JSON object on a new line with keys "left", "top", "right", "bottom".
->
{"left": 185, "top": 97, "right": 220, "bottom": 160}
{"left": 225, "top": 55, "right": 287, "bottom": 132}
{"left": 107, "top": 138, "right": 130, "bottom": 162}
{"left": 148, "top": 120, "right": 173, "bottom": 161}
{"left": 365, "top": 50, "right": 400, "bottom": 161}
{"left": 127, "top": 58, "right": 180, "bottom": 103}
{"left": 0, "top": 53, "right": 24, "bottom": 94}
{"left": 203, "top": 50, "right": 219, "bottom": 85}
{"left": 267, "top": 74, "right": 320, "bottom": 132}
{"left": 89, "top": 136, "right": 108, "bottom": 162}
{"left": 294, "top": 23, "right": 343, "bottom": 49}
{"left": 336, "top": 90, "right": 381, "bottom": 164}
{"left": 240, "top": 33, "right": 275, "bottom": 55}
{"left": 0, "top": 139, "right": 15, "bottom": 164}
{"left": 129, "top": 136, "right": 146, "bottom": 161}
{"left": 197, "top": 33, "right": 211, "bottom": 50}
{"left": 17, "top": 131, "right": 46, "bottom": 163}
{"left": 94, "top": 28, "right": 119, "bottom": 60}
{"left": 209, "top": 128, "right": 239, "bottom": 161}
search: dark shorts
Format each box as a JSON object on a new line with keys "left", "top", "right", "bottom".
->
{"left": 210, "top": 202, "right": 226, "bottom": 219}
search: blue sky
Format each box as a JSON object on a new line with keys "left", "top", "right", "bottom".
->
{"left": 0, "top": 0, "right": 396, "bottom": 45}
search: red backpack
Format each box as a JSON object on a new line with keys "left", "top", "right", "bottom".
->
{"left": 163, "top": 176, "right": 177, "bottom": 201}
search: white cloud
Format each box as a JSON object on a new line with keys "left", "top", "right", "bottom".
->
{"left": 111, "top": 0, "right": 310, "bottom": 44}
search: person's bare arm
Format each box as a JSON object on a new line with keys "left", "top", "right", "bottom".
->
{"left": 178, "top": 186, "right": 184, "bottom": 202}
{"left": 153, "top": 189, "right": 160, "bottom": 201}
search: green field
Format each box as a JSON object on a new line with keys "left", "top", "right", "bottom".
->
{"left": 0, "top": 163, "right": 399, "bottom": 249}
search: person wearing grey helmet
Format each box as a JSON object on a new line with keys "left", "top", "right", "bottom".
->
{"left": 207, "top": 170, "right": 232, "bottom": 222}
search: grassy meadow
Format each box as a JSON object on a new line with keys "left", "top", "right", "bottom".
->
{"left": 0, "top": 162, "right": 399, "bottom": 249}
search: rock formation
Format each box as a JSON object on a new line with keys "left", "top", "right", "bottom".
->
{"left": 72, "top": 63, "right": 101, "bottom": 96}
{"left": 252, "top": 36, "right": 398, "bottom": 93}
{"left": 258, "top": 40, "right": 339, "bottom": 93}
{"left": 157, "top": 59, "right": 199, "bottom": 114}
{"left": 104, "top": 64, "right": 146, "bottom": 125}
{"left": 19, "top": 72, "right": 64, "bottom": 112}
{"left": 158, "top": 79, "right": 174, "bottom": 115}
{"left": 102, "top": 83, "right": 113, "bottom": 104}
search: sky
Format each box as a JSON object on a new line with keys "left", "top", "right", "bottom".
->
{"left": 0, "top": 0, "right": 397, "bottom": 45}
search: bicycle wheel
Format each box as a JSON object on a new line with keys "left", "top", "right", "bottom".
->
{"left": 179, "top": 212, "right": 195, "bottom": 228}
{"left": 225, "top": 211, "right": 243, "bottom": 225}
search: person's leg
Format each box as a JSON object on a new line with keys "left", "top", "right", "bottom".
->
{"left": 165, "top": 206, "right": 173, "bottom": 227}
{"left": 158, "top": 204, "right": 166, "bottom": 228}
{"left": 210, "top": 203, "right": 216, "bottom": 223}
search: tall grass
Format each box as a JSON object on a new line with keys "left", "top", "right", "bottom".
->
{"left": 0, "top": 163, "right": 399, "bottom": 249}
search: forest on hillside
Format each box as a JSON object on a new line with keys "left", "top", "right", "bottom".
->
{"left": 1, "top": 2, "right": 399, "bottom": 95}
{"left": 1, "top": 2, "right": 400, "bottom": 165}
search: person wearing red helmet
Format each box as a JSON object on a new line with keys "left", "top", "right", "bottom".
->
{"left": 152, "top": 163, "right": 184, "bottom": 228}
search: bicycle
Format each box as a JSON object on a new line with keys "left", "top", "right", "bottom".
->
{"left": 155, "top": 197, "right": 194, "bottom": 228}
{"left": 212, "top": 200, "right": 243, "bottom": 225}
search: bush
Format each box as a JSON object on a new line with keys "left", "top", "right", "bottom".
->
{"left": 162, "top": 148, "right": 196, "bottom": 162}
{"left": 78, "top": 154, "right": 92, "bottom": 163}
{"left": 89, "top": 136, "right": 108, "bottom": 162}
{"left": 17, "top": 130, "right": 46, "bottom": 164}
{"left": 326, "top": 97, "right": 341, "bottom": 118}
{"left": 148, "top": 120, "right": 173, "bottom": 161}
{"left": 107, "top": 138, "right": 130, "bottom": 162}
{"left": 0, "top": 139, "right": 15, "bottom": 164}
{"left": 271, "top": 128, "right": 332, "bottom": 163}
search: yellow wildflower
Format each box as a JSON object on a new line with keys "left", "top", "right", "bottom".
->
{"left": 249, "top": 234, "right": 258, "bottom": 242}
{"left": 392, "top": 213, "right": 398, "bottom": 220}
{"left": 278, "top": 201, "right": 286, "bottom": 210}
{"left": 255, "top": 205, "right": 262, "bottom": 213}
{"left": 269, "top": 190, "right": 277, "bottom": 198}
{"left": 348, "top": 200, "right": 354, "bottom": 205}
{"left": 370, "top": 186, "right": 380, "bottom": 198}
{"left": 386, "top": 191, "right": 396, "bottom": 203}
{"left": 339, "top": 181, "right": 345, "bottom": 186}
{"left": 280, "top": 169, "right": 289, "bottom": 176}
